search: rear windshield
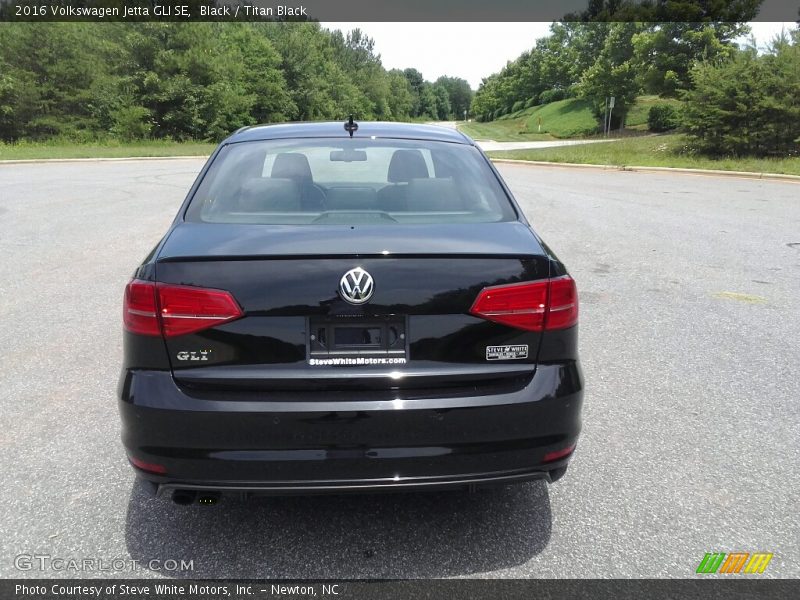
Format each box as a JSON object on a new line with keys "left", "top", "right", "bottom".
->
{"left": 185, "top": 138, "right": 516, "bottom": 225}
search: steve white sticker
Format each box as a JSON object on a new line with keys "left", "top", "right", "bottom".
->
{"left": 486, "top": 345, "right": 529, "bottom": 360}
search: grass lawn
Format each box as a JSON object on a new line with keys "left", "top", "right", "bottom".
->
{"left": 0, "top": 140, "right": 215, "bottom": 161}
{"left": 522, "top": 98, "right": 598, "bottom": 138}
{"left": 459, "top": 115, "right": 555, "bottom": 142}
{"left": 488, "top": 134, "right": 800, "bottom": 176}
{"left": 461, "top": 95, "right": 688, "bottom": 141}
{"left": 625, "top": 95, "right": 683, "bottom": 130}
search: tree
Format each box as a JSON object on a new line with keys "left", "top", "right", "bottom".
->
{"left": 432, "top": 84, "right": 451, "bottom": 120}
{"left": 386, "top": 69, "right": 414, "bottom": 120}
{"left": 633, "top": 23, "right": 746, "bottom": 96}
{"left": 222, "top": 25, "right": 294, "bottom": 124}
{"left": 434, "top": 76, "right": 473, "bottom": 119}
{"left": 578, "top": 22, "right": 643, "bottom": 129}
{"left": 682, "top": 35, "right": 800, "bottom": 156}
{"left": 403, "top": 68, "right": 426, "bottom": 117}
{"left": 418, "top": 84, "right": 439, "bottom": 119}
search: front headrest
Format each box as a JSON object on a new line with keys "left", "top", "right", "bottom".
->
{"left": 387, "top": 149, "right": 429, "bottom": 183}
{"left": 271, "top": 153, "right": 313, "bottom": 180}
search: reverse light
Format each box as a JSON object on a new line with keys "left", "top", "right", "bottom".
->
{"left": 469, "top": 275, "right": 578, "bottom": 331}
{"left": 123, "top": 280, "right": 243, "bottom": 338}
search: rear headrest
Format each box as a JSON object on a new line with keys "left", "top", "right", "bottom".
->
{"left": 387, "top": 149, "right": 429, "bottom": 183}
{"left": 271, "top": 153, "right": 313, "bottom": 181}
{"left": 238, "top": 178, "right": 301, "bottom": 212}
{"left": 406, "top": 178, "right": 463, "bottom": 212}
{"left": 325, "top": 187, "right": 378, "bottom": 211}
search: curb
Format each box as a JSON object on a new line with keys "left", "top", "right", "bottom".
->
{"left": 489, "top": 158, "right": 800, "bottom": 182}
{"left": 2, "top": 154, "right": 798, "bottom": 183}
{"left": 0, "top": 155, "right": 208, "bottom": 165}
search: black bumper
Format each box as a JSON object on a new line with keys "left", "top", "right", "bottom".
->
{"left": 118, "top": 363, "right": 583, "bottom": 495}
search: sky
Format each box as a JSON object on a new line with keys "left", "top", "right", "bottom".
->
{"left": 324, "top": 22, "right": 798, "bottom": 89}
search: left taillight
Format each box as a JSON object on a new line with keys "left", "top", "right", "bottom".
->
{"left": 123, "top": 279, "right": 160, "bottom": 336}
{"left": 123, "top": 279, "right": 243, "bottom": 338}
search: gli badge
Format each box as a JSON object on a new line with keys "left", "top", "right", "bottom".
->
{"left": 176, "top": 350, "right": 211, "bottom": 362}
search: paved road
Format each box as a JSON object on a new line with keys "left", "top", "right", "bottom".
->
{"left": 430, "top": 121, "right": 616, "bottom": 152}
{"left": 1, "top": 160, "right": 798, "bottom": 579}
{"left": 433, "top": 120, "right": 614, "bottom": 151}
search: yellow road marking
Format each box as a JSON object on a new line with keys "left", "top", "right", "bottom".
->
{"left": 713, "top": 291, "right": 768, "bottom": 304}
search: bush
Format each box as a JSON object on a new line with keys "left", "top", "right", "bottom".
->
{"left": 682, "top": 42, "right": 800, "bottom": 156}
{"left": 110, "top": 106, "right": 152, "bottom": 141}
{"left": 538, "top": 88, "right": 567, "bottom": 105}
{"left": 511, "top": 100, "right": 526, "bottom": 113}
{"left": 524, "top": 97, "right": 536, "bottom": 109}
{"left": 647, "top": 104, "right": 680, "bottom": 132}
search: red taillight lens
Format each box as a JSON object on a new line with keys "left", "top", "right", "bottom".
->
{"left": 123, "top": 279, "right": 243, "bottom": 338}
{"left": 545, "top": 276, "right": 578, "bottom": 330}
{"left": 469, "top": 275, "right": 578, "bottom": 332}
{"left": 157, "top": 283, "right": 243, "bottom": 338}
{"left": 123, "top": 280, "right": 160, "bottom": 336}
{"left": 469, "top": 280, "right": 549, "bottom": 331}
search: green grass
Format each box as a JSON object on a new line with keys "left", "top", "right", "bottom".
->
{"left": 462, "top": 95, "right": 688, "bottom": 141}
{"left": 459, "top": 111, "right": 554, "bottom": 142}
{"left": 488, "top": 134, "right": 800, "bottom": 176}
{"left": 0, "top": 140, "right": 215, "bottom": 160}
{"left": 625, "top": 95, "right": 683, "bottom": 130}
{"left": 522, "top": 98, "right": 598, "bottom": 138}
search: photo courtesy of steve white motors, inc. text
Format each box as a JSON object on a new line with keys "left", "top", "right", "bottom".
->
{"left": 14, "top": 583, "right": 340, "bottom": 597}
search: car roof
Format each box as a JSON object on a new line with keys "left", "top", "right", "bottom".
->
{"left": 227, "top": 121, "right": 474, "bottom": 145}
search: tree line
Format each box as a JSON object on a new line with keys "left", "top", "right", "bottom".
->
{"left": 469, "top": 21, "right": 753, "bottom": 126}
{"left": 0, "top": 22, "right": 473, "bottom": 142}
{"left": 470, "top": 19, "right": 799, "bottom": 156}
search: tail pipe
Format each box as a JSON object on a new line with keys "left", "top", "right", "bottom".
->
{"left": 171, "top": 490, "right": 196, "bottom": 505}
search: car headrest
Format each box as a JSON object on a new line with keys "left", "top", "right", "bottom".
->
{"left": 387, "top": 149, "right": 429, "bottom": 183}
{"left": 406, "top": 178, "right": 463, "bottom": 212}
{"left": 271, "top": 153, "right": 313, "bottom": 181}
{"left": 238, "top": 178, "right": 302, "bottom": 212}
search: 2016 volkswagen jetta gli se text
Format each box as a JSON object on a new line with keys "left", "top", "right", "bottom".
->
{"left": 118, "top": 121, "right": 583, "bottom": 504}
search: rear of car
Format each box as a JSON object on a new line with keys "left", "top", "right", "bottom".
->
{"left": 118, "top": 123, "right": 583, "bottom": 501}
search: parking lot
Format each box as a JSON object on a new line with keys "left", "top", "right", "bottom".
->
{"left": 0, "top": 159, "right": 798, "bottom": 578}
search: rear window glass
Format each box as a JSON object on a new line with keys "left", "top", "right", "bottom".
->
{"left": 185, "top": 138, "right": 516, "bottom": 225}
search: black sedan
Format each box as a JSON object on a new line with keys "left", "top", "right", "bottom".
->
{"left": 118, "top": 121, "right": 583, "bottom": 504}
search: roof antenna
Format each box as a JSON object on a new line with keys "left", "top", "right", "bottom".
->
{"left": 344, "top": 114, "right": 358, "bottom": 137}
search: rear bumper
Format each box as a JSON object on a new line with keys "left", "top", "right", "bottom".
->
{"left": 118, "top": 363, "right": 583, "bottom": 494}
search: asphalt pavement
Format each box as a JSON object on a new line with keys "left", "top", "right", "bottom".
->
{"left": 0, "top": 159, "right": 798, "bottom": 579}
{"left": 433, "top": 120, "right": 615, "bottom": 151}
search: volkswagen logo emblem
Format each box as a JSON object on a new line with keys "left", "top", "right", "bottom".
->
{"left": 339, "top": 267, "right": 374, "bottom": 305}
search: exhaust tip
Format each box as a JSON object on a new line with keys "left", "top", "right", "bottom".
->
{"left": 197, "top": 492, "right": 221, "bottom": 506}
{"left": 171, "top": 490, "right": 196, "bottom": 506}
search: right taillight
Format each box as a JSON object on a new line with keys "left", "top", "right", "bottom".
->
{"left": 469, "top": 275, "right": 578, "bottom": 332}
{"left": 123, "top": 279, "right": 243, "bottom": 338}
{"left": 545, "top": 275, "right": 579, "bottom": 330}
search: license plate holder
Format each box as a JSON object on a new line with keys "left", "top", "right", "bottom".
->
{"left": 308, "top": 316, "right": 407, "bottom": 364}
